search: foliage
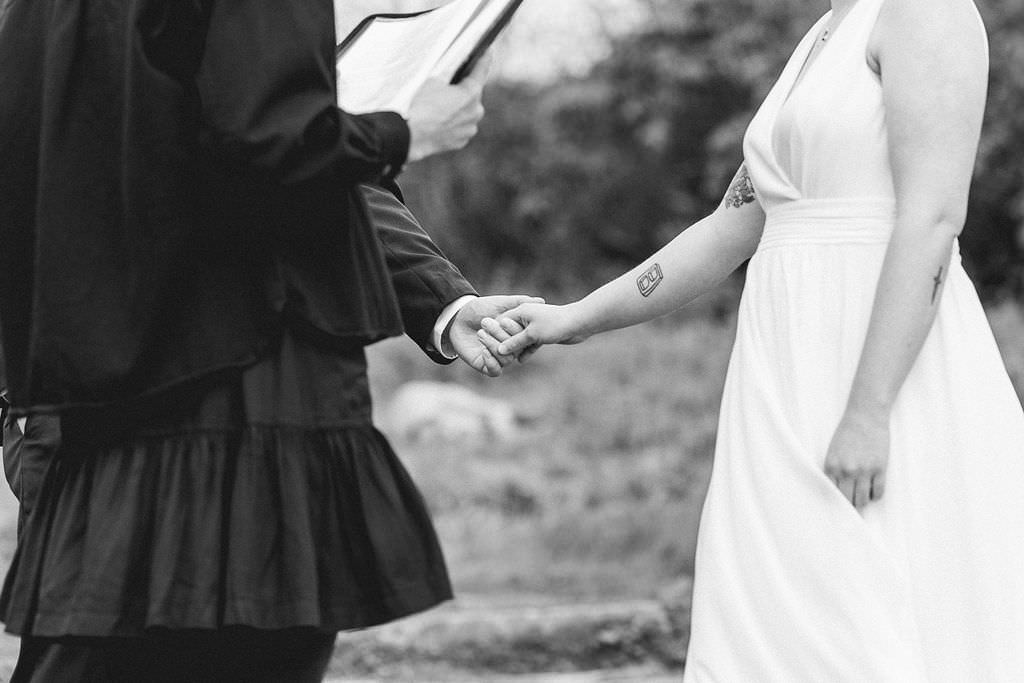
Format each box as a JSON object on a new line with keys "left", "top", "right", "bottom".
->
{"left": 367, "top": 314, "right": 732, "bottom": 599}
{"left": 398, "top": 0, "right": 1024, "bottom": 301}
{"left": 972, "top": 0, "right": 1024, "bottom": 295}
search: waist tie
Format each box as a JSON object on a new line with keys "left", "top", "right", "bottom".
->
{"left": 758, "top": 198, "right": 896, "bottom": 251}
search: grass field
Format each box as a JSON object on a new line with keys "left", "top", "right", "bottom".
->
{"left": 1, "top": 300, "right": 1022, "bottom": 609}
{"left": 367, "top": 299, "right": 1024, "bottom": 603}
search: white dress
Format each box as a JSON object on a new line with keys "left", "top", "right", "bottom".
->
{"left": 683, "top": 1, "right": 1024, "bottom": 681}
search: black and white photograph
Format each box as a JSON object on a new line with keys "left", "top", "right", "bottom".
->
{"left": 2, "top": 0, "right": 1024, "bottom": 680}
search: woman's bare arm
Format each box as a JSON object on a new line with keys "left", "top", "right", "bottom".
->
{"left": 824, "top": 0, "right": 988, "bottom": 507}
{"left": 492, "top": 164, "right": 766, "bottom": 351}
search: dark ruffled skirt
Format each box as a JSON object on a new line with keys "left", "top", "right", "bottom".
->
{"left": 0, "top": 331, "right": 452, "bottom": 637}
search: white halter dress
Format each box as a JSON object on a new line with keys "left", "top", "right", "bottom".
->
{"left": 683, "top": 2, "right": 1024, "bottom": 681}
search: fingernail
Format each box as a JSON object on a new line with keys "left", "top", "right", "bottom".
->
{"left": 498, "top": 344, "right": 508, "bottom": 355}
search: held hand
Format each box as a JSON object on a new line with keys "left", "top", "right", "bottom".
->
{"left": 823, "top": 411, "right": 890, "bottom": 509}
{"left": 447, "top": 294, "right": 543, "bottom": 377}
{"left": 492, "top": 303, "right": 590, "bottom": 357}
{"left": 406, "top": 53, "right": 493, "bottom": 163}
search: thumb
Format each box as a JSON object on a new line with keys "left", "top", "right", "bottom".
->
{"left": 496, "top": 311, "right": 535, "bottom": 355}
{"left": 485, "top": 295, "right": 543, "bottom": 315}
{"left": 461, "top": 51, "right": 495, "bottom": 87}
{"left": 505, "top": 295, "right": 545, "bottom": 306}
{"left": 495, "top": 305, "right": 526, "bottom": 327}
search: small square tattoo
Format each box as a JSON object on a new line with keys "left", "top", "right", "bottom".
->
{"left": 637, "top": 263, "right": 664, "bottom": 297}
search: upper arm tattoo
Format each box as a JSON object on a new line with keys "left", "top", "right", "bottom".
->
{"left": 723, "top": 164, "right": 757, "bottom": 209}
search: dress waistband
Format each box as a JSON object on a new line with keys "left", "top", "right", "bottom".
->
{"left": 758, "top": 198, "right": 896, "bottom": 251}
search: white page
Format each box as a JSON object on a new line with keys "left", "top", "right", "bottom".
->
{"left": 432, "top": 0, "right": 517, "bottom": 81}
{"left": 336, "top": 0, "right": 484, "bottom": 116}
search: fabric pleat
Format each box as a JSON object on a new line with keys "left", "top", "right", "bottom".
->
{"left": 683, "top": 1, "right": 1024, "bottom": 680}
{"left": 1, "top": 332, "right": 452, "bottom": 637}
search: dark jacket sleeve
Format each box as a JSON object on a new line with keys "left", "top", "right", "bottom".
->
{"left": 195, "top": 0, "right": 408, "bottom": 186}
{"left": 361, "top": 184, "right": 478, "bottom": 364}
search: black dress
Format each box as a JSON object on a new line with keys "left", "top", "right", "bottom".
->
{"left": 0, "top": 180, "right": 478, "bottom": 679}
{"left": 1, "top": 330, "right": 453, "bottom": 637}
{"left": 0, "top": 1, "right": 478, "bottom": 674}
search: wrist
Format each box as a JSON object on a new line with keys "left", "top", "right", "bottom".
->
{"left": 563, "top": 301, "right": 595, "bottom": 341}
{"left": 843, "top": 395, "right": 892, "bottom": 425}
{"left": 434, "top": 295, "right": 477, "bottom": 360}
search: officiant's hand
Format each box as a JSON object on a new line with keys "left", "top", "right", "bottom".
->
{"left": 447, "top": 294, "right": 543, "bottom": 377}
{"left": 406, "top": 54, "right": 493, "bottom": 162}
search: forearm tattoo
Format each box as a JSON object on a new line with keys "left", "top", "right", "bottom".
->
{"left": 724, "top": 164, "right": 756, "bottom": 208}
{"left": 931, "top": 266, "right": 944, "bottom": 304}
{"left": 637, "top": 263, "right": 664, "bottom": 297}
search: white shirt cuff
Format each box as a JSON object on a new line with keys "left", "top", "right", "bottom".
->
{"left": 432, "top": 295, "right": 477, "bottom": 360}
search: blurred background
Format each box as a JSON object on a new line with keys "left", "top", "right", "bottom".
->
{"left": 340, "top": 0, "right": 1024, "bottom": 676}
{"left": 335, "top": 0, "right": 1024, "bottom": 676}
{"left": 1, "top": 0, "right": 1022, "bottom": 679}
{"left": 343, "top": 0, "right": 1024, "bottom": 596}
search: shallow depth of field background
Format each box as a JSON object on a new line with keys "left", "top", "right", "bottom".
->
{"left": 0, "top": 0, "right": 1023, "bottom": 655}
{"left": 346, "top": 0, "right": 1024, "bottom": 606}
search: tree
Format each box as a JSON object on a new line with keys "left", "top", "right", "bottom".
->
{"left": 398, "top": 0, "right": 1024, "bottom": 302}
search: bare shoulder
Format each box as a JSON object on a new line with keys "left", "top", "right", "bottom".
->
{"left": 868, "top": 0, "right": 988, "bottom": 75}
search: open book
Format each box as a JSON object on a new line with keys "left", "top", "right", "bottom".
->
{"left": 335, "top": 0, "right": 524, "bottom": 116}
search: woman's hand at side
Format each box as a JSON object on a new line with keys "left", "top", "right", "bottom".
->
{"left": 823, "top": 410, "right": 889, "bottom": 509}
{"left": 821, "top": 0, "right": 988, "bottom": 509}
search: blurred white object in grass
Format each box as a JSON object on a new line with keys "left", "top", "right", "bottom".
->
{"left": 380, "top": 380, "right": 522, "bottom": 442}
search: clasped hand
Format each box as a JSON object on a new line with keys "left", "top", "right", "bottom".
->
{"left": 479, "top": 302, "right": 588, "bottom": 362}
{"left": 449, "top": 300, "right": 589, "bottom": 376}
{"left": 446, "top": 294, "right": 542, "bottom": 377}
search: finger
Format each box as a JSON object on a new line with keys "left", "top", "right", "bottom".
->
{"left": 479, "top": 349, "right": 502, "bottom": 377}
{"left": 870, "top": 473, "right": 887, "bottom": 502}
{"left": 494, "top": 305, "right": 524, "bottom": 327}
{"left": 481, "top": 317, "right": 511, "bottom": 342}
{"left": 486, "top": 318, "right": 525, "bottom": 362}
{"left": 852, "top": 477, "right": 871, "bottom": 509}
{"left": 498, "top": 317, "right": 524, "bottom": 336}
{"left": 463, "top": 51, "right": 495, "bottom": 84}
{"left": 477, "top": 329, "right": 514, "bottom": 367}
{"left": 487, "top": 295, "right": 544, "bottom": 313}
{"left": 507, "top": 295, "right": 545, "bottom": 305}
{"left": 837, "top": 477, "right": 856, "bottom": 506}
{"left": 470, "top": 354, "right": 492, "bottom": 377}
{"left": 497, "top": 328, "right": 535, "bottom": 356}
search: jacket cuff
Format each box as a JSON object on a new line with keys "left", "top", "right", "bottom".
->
{"left": 362, "top": 111, "right": 410, "bottom": 179}
{"left": 431, "top": 295, "right": 478, "bottom": 360}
